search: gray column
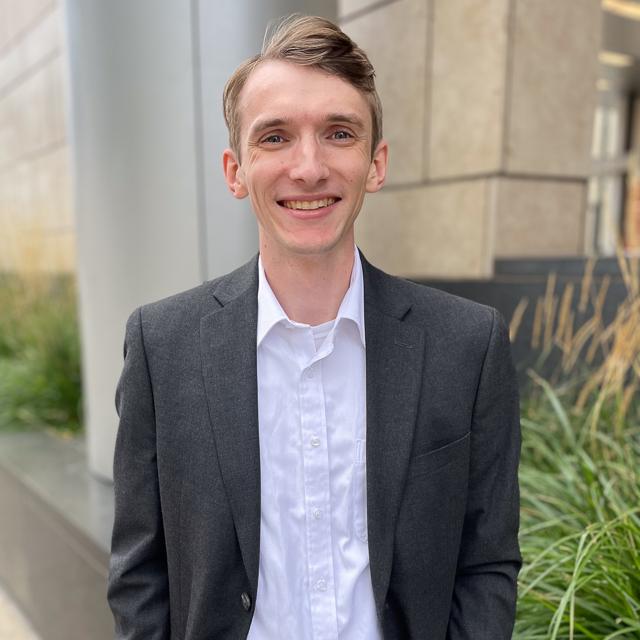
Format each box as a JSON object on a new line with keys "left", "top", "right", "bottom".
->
{"left": 196, "top": 0, "right": 338, "bottom": 278}
{"left": 66, "top": 0, "right": 336, "bottom": 480}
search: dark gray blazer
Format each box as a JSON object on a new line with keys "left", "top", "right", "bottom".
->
{"left": 108, "top": 254, "right": 521, "bottom": 639}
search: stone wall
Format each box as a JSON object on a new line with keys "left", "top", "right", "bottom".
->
{"left": 0, "top": 0, "right": 74, "bottom": 273}
{"left": 341, "top": 0, "right": 601, "bottom": 278}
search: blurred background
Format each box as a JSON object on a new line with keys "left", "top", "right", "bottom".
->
{"left": 0, "top": 0, "right": 638, "bottom": 638}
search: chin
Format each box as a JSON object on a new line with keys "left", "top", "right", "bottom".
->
{"left": 284, "top": 235, "right": 347, "bottom": 257}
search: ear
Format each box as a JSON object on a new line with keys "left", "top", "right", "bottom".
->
{"left": 365, "top": 139, "right": 388, "bottom": 193}
{"left": 223, "top": 148, "right": 248, "bottom": 199}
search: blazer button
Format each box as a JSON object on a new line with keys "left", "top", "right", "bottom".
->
{"left": 241, "top": 592, "right": 252, "bottom": 612}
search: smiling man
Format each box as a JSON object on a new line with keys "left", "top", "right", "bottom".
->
{"left": 108, "top": 15, "right": 521, "bottom": 640}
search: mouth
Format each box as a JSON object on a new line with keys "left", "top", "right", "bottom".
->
{"left": 278, "top": 197, "right": 340, "bottom": 211}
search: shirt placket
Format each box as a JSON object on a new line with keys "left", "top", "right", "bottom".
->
{"left": 299, "top": 336, "right": 339, "bottom": 640}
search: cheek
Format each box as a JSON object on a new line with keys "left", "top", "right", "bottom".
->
{"left": 340, "top": 154, "right": 374, "bottom": 186}
{"left": 345, "top": 170, "right": 368, "bottom": 187}
{"left": 251, "top": 158, "right": 284, "bottom": 182}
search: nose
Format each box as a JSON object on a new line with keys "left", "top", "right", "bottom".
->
{"left": 288, "top": 137, "right": 329, "bottom": 184}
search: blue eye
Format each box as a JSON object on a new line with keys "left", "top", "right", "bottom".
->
{"left": 332, "top": 130, "right": 352, "bottom": 140}
{"left": 262, "top": 134, "right": 285, "bottom": 144}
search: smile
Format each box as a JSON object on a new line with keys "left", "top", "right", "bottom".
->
{"left": 280, "top": 197, "right": 338, "bottom": 210}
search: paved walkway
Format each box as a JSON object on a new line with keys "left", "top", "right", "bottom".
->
{"left": 0, "top": 585, "right": 40, "bottom": 640}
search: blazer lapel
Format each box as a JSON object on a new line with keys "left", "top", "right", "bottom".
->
{"left": 362, "top": 256, "right": 426, "bottom": 616}
{"left": 199, "top": 258, "right": 261, "bottom": 595}
{"left": 198, "top": 254, "right": 426, "bottom": 609}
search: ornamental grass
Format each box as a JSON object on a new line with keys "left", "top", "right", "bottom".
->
{"left": 514, "top": 251, "right": 640, "bottom": 638}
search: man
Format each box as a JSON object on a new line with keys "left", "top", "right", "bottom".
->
{"left": 108, "top": 15, "right": 521, "bottom": 639}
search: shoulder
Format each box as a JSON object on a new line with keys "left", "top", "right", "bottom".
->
{"left": 125, "top": 256, "right": 258, "bottom": 340}
{"left": 362, "top": 256, "right": 498, "bottom": 338}
{"left": 362, "top": 259, "right": 514, "bottom": 387}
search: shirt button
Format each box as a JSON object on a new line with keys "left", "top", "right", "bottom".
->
{"left": 240, "top": 591, "right": 251, "bottom": 611}
{"left": 310, "top": 436, "right": 321, "bottom": 448}
{"left": 316, "top": 579, "right": 327, "bottom": 592}
{"left": 313, "top": 509, "right": 322, "bottom": 520}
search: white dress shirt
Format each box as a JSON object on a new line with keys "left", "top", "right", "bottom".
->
{"left": 247, "top": 248, "right": 382, "bottom": 640}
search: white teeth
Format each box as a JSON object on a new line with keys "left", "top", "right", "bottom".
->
{"left": 281, "top": 198, "right": 337, "bottom": 210}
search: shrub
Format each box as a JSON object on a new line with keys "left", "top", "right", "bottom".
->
{"left": 0, "top": 273, "right": 82, "bottom": 432}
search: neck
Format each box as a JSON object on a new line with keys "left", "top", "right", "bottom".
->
{"left": 260, "top": 241, "right": 355, "bottom": 326}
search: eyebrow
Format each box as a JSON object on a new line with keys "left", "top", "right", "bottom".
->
{"left": 248, "top": 113, "right": 367, "bottom": 138}
{"left": 248, "top": 117, "right": 290, "bottom": 139}
{"left": 325, "top": 113, "right": 367, "bottom": 129}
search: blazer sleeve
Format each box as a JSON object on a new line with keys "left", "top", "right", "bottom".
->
{"left": 107, "top": 307, "right": 170, "bottom": 640}
{"left": 447, "top": 308, "right": 522, "bottom": 640}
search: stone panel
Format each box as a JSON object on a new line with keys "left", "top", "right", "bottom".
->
{"left": 494, "top": 177, "right": 586, "bottom": 257}
{"left": 0, "top": 6, "right": 62, "bottom": 92}
{"left": 356, "top": 179, "right": 492, "bottom": 278}
{"left": 0, "top": 2, "right": 9, "bottom": 49}
{"left": 0, "top": 88, "right": 19, "bottom": 167}
{"left": 0, "top": 0, "right": 54, "bottom": 50}
{"left": 0, "top": 147, "right": 71, "bottom": 272}
{"left": 339, "top": 0, "right": 392, "bottom": 19}
{"left": 34, "top": 227, "right": 76, "bottom": 272}
{"left": 0, "top": 54, "right": 65, "bottom": 167}
{"left": 342, "top": 0, "right": 428, "bottom": 184}
{"left": 30, "top": 145, "right": 72, "bottom": 228}
{"left": 6, "top": 163, "right": 32, "bottom": 223}
{"left": 428, "top": 0, "right": 509, "bottom": 179}
{"left": 506, "top": 0, "right": 601, "bottom": 176}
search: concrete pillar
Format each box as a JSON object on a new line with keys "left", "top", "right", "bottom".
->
{"left": 342, "top": 0, "right": 601, "bottom": 278}
{"left": 196, "top": 0, "right": 338, "bottom": 278}
{"left": 66, "top": 1, "right": 336, "bottom": 480}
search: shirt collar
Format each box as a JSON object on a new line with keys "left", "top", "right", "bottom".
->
{"left": 257, "top": 246, "right": 365, "bottom": 348}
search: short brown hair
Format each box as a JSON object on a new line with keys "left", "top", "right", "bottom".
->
{"left": 223, "top": 15, "right": 383, "bottom": 158}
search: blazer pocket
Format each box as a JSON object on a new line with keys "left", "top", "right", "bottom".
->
{"left": 408, "top": 431, "right": 470, "bottom": 479}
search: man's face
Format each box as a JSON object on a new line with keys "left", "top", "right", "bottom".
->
{"left": 223, "top": 60, "right": 387, "bottom": 260}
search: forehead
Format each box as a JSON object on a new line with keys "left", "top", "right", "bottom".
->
{"left": 237, "top": 60, "right": 371, "bottom": 136}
